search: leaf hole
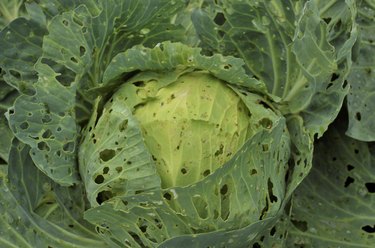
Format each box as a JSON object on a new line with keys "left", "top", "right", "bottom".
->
{"left": 163, "top": 192, "right": 172, "bottom": 201}
{"left": 96, "top": 190, "right": 113, "bottom": 204}
{"left": 42, "top": 114, "right": 52, "bottom": 123}
{"left": 99, "top": 149, "right": 116, "bottom": 162}
{"left": 355, "top": 112, "right": 361, "bottom": 121}
{"left": 203, "top": 169, "right": 211, "bottom": 177}
{"left": 37, "top": 141, "right": 50, "bottom": 151}
{"left": 119, "top": 119, "right": 128, "bottom": 132}
{"left": 259, "top": 118, "right": 273, "bottom": 129}
{"left": 344, "top": 176, "right": 355, "bottom": 187}
{"left": 214, "top": 144, "right": 224, "bottom": 156}
{"left": 330, "top": 73, "right": 339, "bottom": 81}
{"left": 362, "top": 225, "right": 375, "bottom": 233}
{"left": 267, "top": 178, "right": 278, "bottom": 203}
{"left": 9, "top": 69, "right": 21, "bottom": 79}
{"left": 218, "top": 30, "right": 225, "bottom": 38}
{"left": 262, "top": 144, "right": 269, "bottom": 152}
{"left": 347, "top": 164, "right": 354, "bottom": 171}
{"left": 20, "top": 122, "right": 29, "bottom": 130}
{"left": 192, "top": 195, "right": 208, "bottom": 219}
{"left": 220, "top": 184, "right": 230, "bottom": 220}
{"left": 63, "top": 141, "right": 75, "bottom": 152}
{"left": 70, "top": 57, "right": 78, "bottom": 63}
{"left": 95, "top": 175, "right": 105, "bottom": 184}
{"left": 223, "top": 64, "right": 232, "bottom": 70}
{"left": 214, "top": 12, "right": 226, "bottom": 26}
{"left": 42, "top": 129, "right": 53, "bottom": 139}
{"left": 270, "top": 226, "right": 276, "bottom": 236}
{"left": 133, "top": 81, "right": 145, "bottom": 87}
{"left": 365, "top": 182, "right": 375, "bottom": 193}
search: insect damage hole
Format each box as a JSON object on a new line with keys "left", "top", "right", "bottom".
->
{"left": 96, "top": 190, "right": 113, "bottom": 205}
{"left": 192, "top": 195, "right": 208, "bottom": 219}
{"left": 267, "top": 178, "right": 278, "bottom": 203}
{"left": 95, "top": 175, "right": 104, "bottom": 184}
{"left": 344, "top": 176, "right": 355, "bottom": 187}
{"left": 365, "top": 182, "right": 375, "bottom": 193}
{"left": 119, "top": 119, "right": 128, "bottom": 132}
{"left": 214, "top": 12, "right": 226, "bottom": 26}
{"left": 99, "top": 149, "right": 116, "bottom": 162}
{"left": 355, "top": 112, "right": 361, "bottom": 121}
{"left": 79, "top": 46, "right": 86, "bottom": 57}
{"left": 220, "top": 184, "right": 230, "bottom": 221}
{"left": 362, "top": 225, "right": 375, "bottom": 233}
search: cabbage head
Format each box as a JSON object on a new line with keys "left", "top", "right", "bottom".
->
{"left": 78, "top": 42, "right": 293, "bottom": 247}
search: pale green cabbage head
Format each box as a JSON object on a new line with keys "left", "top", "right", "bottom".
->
{"left": 99, "top": 70, "right": 280, "bottom": 189}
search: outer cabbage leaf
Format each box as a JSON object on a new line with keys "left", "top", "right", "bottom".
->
{"left": 79, "top": 97, "right": 162, "bottom": 206}
{"left": 2, "top": 0, "right": 187, "bottom": 185}
{"left": 85, "top": 116, "right": 290, "bottom": 247}
{"left": 247, "top": 115, "right": 313, "bottom": 248}
{"left": 103, "top": 41, "right": 267, "bottom": 94}
{"left": 346, "top": 0, "right": 375, "bottom": 141}
{"left": 287, "top": 115, "right": 375, "bottom": 247}
{"left": 0, "top": 139, "right": 107, "bottom": 248}
{"left": 0, "top": 80, "right": 17, "bottom": 163}
{"left": 192, "top": 0, "right": 357, "bottom": 138}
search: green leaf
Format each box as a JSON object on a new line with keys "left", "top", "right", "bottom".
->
{"left": 84, "top": 114, "right": 291, "bottom": 247}
{"left": 0, "top": 16, "right": 46, "bottom": 90}
{"left": 0, "top": 116, "right": 13, "bottom": 163}
{"left": 191, "top": 0, "right": 357, "bottom": 138}
{"left": 285, "top": 115, "right": 314, "bottom": 198}
{"left": 0, "top": 80, "right": 17, "bottom": 163}
{"left": 6, "top": 62, "right": 79, "bottom": 186}
{"left": 296, "top": 0, "right": 358, "bottom": 138}
{"left": 346, "top": 0, "right": 375, "bottom": 141}
{"left": 0, "top": 139, "right": 107, "bottom": 247}
{"left": 79, "top": 97, "right": 162, "bottom": 206}
{"left": 103, "top": 41, "right": 267, "bottom": 95}
{"left": 287, "top": 116, "right": 375, "bottom": 247}
{"left": 2, "top": 0, "right": 188, "bottom": 185}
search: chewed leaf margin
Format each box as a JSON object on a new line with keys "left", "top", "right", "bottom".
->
{"left": 6, "top": 61, "right": 79, "bottom": 186}
{"left": 103, "top": 41, "right": 270, "bottom": 98}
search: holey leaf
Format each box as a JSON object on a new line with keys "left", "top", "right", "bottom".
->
{"left": 78, "top": 98, "right": 161, "bottom": 206}
{"left": 84, "top": 116, "right": 291, "bottom": 247}
{"left": 0, "top": 139, "right": 107, "bottom": 248}
{"left": 1, "top": 0, "right": 187, "bottom": 185}
{"left": 346, "top": 0, "right": 375, "bottom": 141}
{"left": 287, "top": 116, "right": 375, "bottom": 247}
{"left": 6, "top": 62, "right": 79, "bottom": 186}
{"left": 192, "top": 0, "right": 357, "bottom": 138}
